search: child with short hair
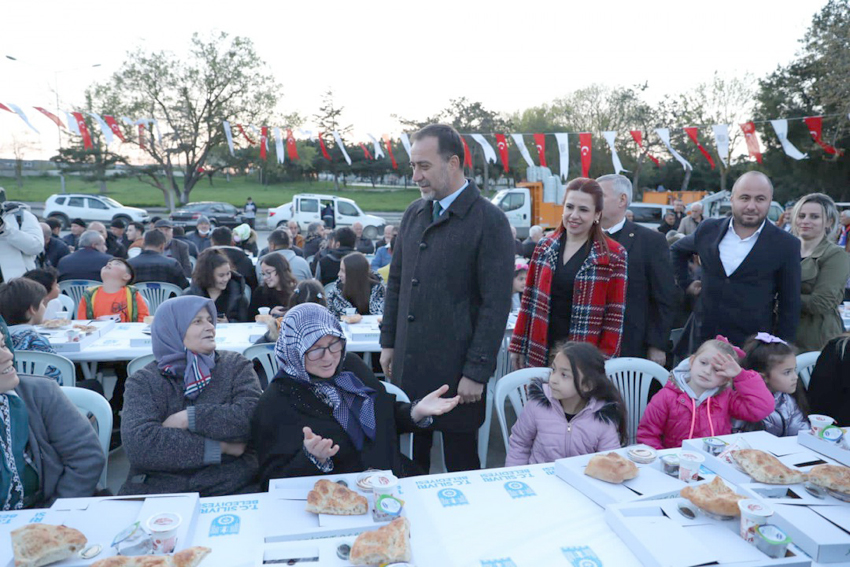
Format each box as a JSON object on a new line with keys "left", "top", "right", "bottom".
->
{"left": 637, "top": 336, "right": 774, "bottom": 449}
{"left": 512, "top": 262, "right": 528, "bottom": 310}
{"left": 505, "top": 341, "right": 627, "bottom": 466}
{"left": 76, "top": 258, "right": 149, "bottom": 323}
{"left": 737, "top": 333, "right": 808, "bottom": 436}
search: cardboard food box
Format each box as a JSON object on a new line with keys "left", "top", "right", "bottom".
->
{"left": 738, "top": 482, "right": 849, "bottom": 507}
{"left": 752, "top": 502, "right": 850, "bottom": 563}
{"left": 47, "top": 319, "right": 116, "bottom": 353}
{"left": 605, "top": 498, "right": 811, "bottom": 567}
{"left": 797, "top": 430, "right": 850, "bottom": 467}
{"left": 554, "top": 449, "right": 688, "bottom": 507}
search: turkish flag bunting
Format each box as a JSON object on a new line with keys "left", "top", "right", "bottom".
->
{"left": 103, "top": 115, "right": 125, "bottom": 142}
{"left": 684, "top": 127, "right": 716, "bottom": 169}
{"left": 579, "top": 132, "right": 592, "bottom": 177}
{"left": 461, "top": 137, "right": 473, "bottom": 169}
{"left": 286, "top": 129, "right": 299, "bottom": 160}
{"left": 629, "top": 130, "right": 661, "bottom": 167}
{"left": 260, "top": 126, "right": 268, "bottom": 161}
{"left": 533, "top": 133, "right": 547, "bottom": 167}
{"left": 495, "top": 134, "right": 510, "bottom": 171}
{"left": 804, "top": 116, "right": 842, "bottom": 155}
{"left": 359, "top": 143, "right": 373, "bottom": 160}
{"left": 383, "top": 135, "right": 398, "bottom": 169}
{"left": 71, "top": 112, "right": 94, "bottom": 150}
{"left": 236, "top": 124, "right": 255, "bottom": 145}
{"left": 0, "top": 103, "right": 11, "bottom": 113}
{"left": 318, "top": 132, "right": 332, "bottom": 160}
{"left": 34, "top": 107, "right": 66, "bottom": 130}
{"left": 739, "top": 122, "right": 763, "bottom": 164}
{"left": 138, "top": 124, "right": 146, "bottom": 150}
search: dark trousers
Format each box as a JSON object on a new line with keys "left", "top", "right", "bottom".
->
{"left": 413, "top": 430, "right": 480, "bottom": 473}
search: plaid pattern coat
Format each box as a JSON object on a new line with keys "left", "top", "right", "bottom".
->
{"left": 509, "top": 229, "right": 627, "bottom": 365}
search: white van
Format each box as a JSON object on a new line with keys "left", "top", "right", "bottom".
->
{"left": 266, "top": 194, "right": 386, "bottom": 240}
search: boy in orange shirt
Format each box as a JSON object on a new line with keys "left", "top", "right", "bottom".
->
{"left": 77, "top": 258, "right": 150, "bottom": 322}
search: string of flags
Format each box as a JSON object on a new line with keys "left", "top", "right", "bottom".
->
{"left": 0, "top": 101, "right": 846, "bottom": 178}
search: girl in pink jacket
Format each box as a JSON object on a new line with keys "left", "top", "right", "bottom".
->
{"left": 636, "top": 337, "right": 774, "bottom": 450}
{"left": 505, "top": 342, "right": 627, "bottom": 466}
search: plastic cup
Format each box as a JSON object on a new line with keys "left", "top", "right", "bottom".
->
{"left": 147, "top": 513, "right": 181, "bottom": 554}
{"left": 809, "top": 414, "right": 835, "bottom": 436}
{"left": 678, "top": 451, "right": 704, "bottom": 482}
{"left": 739, "top": 499, "right": 773, "bottom": 543}
{"left": 56, "top": 311, "right": 71, "bottom": 321}
{"left": 257, "top": 307, "right": 271, "bottom": 316}
{"left": 344, "top": 307, "right": 357, "bottom": 316}
{"left": 370, "top": 472, "right": 399, "bottom": 497}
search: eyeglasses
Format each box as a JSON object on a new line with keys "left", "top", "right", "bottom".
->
{"left": 305, "top": 338, "right": 344, "bottom": 361}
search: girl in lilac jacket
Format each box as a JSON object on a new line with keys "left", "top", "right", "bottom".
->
{"left": 637, "top": 337, "right": 774, "bottom": 450}
{"left": 505, "top": 342, "right": 627, "bottom": 466}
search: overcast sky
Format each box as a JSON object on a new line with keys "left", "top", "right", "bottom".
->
{"left": 0, "top": 0, "right": 826, "bottom": 158}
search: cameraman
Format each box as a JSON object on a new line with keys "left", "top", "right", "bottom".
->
{"left": 0, "top": 187, "right": 44, "bottom": 283}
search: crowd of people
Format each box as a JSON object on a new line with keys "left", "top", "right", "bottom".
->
{"left": 0, "top": 123, "right": 849, "bottom": 511}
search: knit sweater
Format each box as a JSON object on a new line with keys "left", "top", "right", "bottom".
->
{"left": 119, "top": 350, "right": 261, "bottom": 496}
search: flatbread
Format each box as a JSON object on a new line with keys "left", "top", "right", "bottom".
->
{"left": 350, "top": 517, "right": 411, "bottom": 565}
{"left": 12, "top": 524, "right": 87, "bottom": 567}
{"left": 681, "top": 476, "right": 746, "bottom": 517}
{"left": 305, "top": 479, "right": 368, "bottom": 515}
{"left": 584, "top": 452, "right": 639, "bottom": 484}
{"left": 91, "top": 546, "right": 210, "bottom": 567}
{"left": 808, "top": 464, "right": 850, "bottom": 495}
{"left": 73, "top": 324, "right": 98, "bottom": 333}
{"left": 732, "top": 449, "right": 806, "bottom": 484}
{"left": 341, "top": 314, "right": 363, "bottom": 324}
{"left": 39, "top": 319, "right": 67, "bottom": 329}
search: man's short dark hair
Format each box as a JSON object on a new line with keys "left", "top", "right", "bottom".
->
{"left": 129, "top": 221, "right": 144, "bottom": 234}
{"left": 411, "top": 123, "right": 465, "bottom": 165}
{"left": 110, "top": 218, "right": 126, "bottom": 229}
{"left": 23, "top": 268, "right": 59, "bottom": 293}
{"left": 45, "top": 218, "right": 62, "bottom": 232}
{"left": 0, "top": 278, "right": 47, "bottom": 325}
{"left": 211, "top": 226, "right": 232, "bottom": 246}
{"left": 335, "top": 227, "right": 356, "bottom": 248}
{"left": 71, "top": 218, "right": 87, "bottom": 228}
{"left": 172, "top": 226, "right": 185, "bottom": 237}
{"left": 268, "top": 229, "right": 291, "bottom": 249}
{"left": 143, "top": 229, "right": 167, "bottom": 249}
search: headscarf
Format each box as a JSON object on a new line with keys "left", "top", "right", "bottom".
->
{"left": 0, "top": 316, "right": 14, "bottom": 364}
{"left": 152, "top": 296, "right": 217, "bottom": 400}
{"left": 0, "top": 315, "right": 27, "bottom": 510}
{"left": 274, "top": 303, "right": 376, "bottom": 449}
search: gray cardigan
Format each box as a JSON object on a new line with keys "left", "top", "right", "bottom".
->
{"left": 119, "top": 350, "right": 261, "bottom": 496}
{"left": 14, "top": 374, "right": 105, "bottom": 507}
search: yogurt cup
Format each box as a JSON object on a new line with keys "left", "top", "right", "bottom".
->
{"left": 703, "top": 437, "right": 726, "bottom": 456}
{"left": 755, "top": 524, "right": 791, "bottom": 558}
{"left": 678, "top": 451, "right": 704, "bottom": 482}
{"left": 820, "top": 424, "right": 844, "bottom": 444}
{"left": 660, "top": 454, "right": 680, "bottom": 476}
{"left": 147, "top": 513, "right": 181, "bottom": 554}
{"left": 370, "top": 472, "right": 399, "bottom": 496}
{"left": 809, "top": 414, "right": 835, "bottom": 436}
{"left": 257, "top": 307, "right": 271, "bottom": 316}
{"left": 56, "top": 311, "right": 71, "bottom": 322}
{"left": 344, "top": 307, "right": 357, "bottom": 316}
{"left": 738, "top": 499, "right": 773, "bottom": 544}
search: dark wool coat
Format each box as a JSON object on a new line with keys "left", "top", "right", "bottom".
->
{"left": 380, "top": 180, "right": 514, "bottom": 432}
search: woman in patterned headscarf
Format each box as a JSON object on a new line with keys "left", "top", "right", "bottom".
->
{"left": 252, "top": 303, "right": 459, "bottom": 487}
{"left": 119, "top": 296, "right": 261, "bottom": 496}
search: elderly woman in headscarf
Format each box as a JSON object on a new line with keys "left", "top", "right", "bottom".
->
{"left": 0, "top": 315, "right": 104, "bottom": 509}
{"left": 120, "top": 296, "right": 261, "bottom": 496}
{"left": 252, "top": 303, "right": 459, "bottom": 487}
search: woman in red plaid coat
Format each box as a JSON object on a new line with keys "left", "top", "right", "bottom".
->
{"left": 509, "top": 178, "right": 627, "bottom": 368}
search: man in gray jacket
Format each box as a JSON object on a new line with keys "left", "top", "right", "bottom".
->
{"left": 256, "top": 229, "right": 312, "bottom": 282}
{"left": 380, "top": 124, "right": 514, "bottom": 472}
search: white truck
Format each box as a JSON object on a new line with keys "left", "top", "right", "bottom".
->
{"left": 266, "top": 193, "right": 386, "bottom": 239}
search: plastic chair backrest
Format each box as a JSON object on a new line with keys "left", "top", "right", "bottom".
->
{"left": 127, "top": 353, "right": 157, "bottom": 377}
{"left": 243, "top": 284, "right": 251, "bottom": 304}
{"left": 242, "top": 343, "right": 278, "bottom": 390}
{"left": 494, "top": 367, "right": 552, "bottom": 452}
{"left": 57, "top": 294, "right": 75, "bottom": 314}
{"left": 135, "top": 282, "right": 183, "bottom": 315}
{"left": 380, "top": 381, "right": 413, "bottom": 459}
{"left": 61, "top": 386, "right": 112, "bottom": 487}
{"left": 795, "top": 350, "right": 821, "bottom": 390}
{"left": 59, "top": 279, "right": 100, "bottom": 315}
{"left": 15, "top": 351, "right": 76, "bottom": 387}
{"left": 604, "top": 357, "right": 669, "bottom": 445}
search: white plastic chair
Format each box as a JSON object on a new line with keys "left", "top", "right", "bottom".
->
{"left": 15, "top": 351, "right": 76, "bottom": 387}
{"left": 57, "top": 294, "right": 76, "bottom": 314}
{"left": 478, "top": 333, "right": 513, "bottom": 467}
{"left": 242, "top": 343, "right": 278, "bottom": 390}
{"left": 380, "top": 381, "right": 414, "bottom": 460}
{"left": 605, "top": 357, "right": 669, "bottom": 445}
{"left": 59, "top": 279, "right": 99, "bottom": 315}
{"left": 795, "top": 351, "right": 821, "bottom": 390}
{"left": 61, "top": 386, "right": 112, "bottom": 487}
{"left": 127, "top": 353, "right": 156, "bottom": 377}
{"left": 494, "top": 367, "right": 552, "bottom": 452}
{"left": 134, "top": 282, "right": 183, "bottom": 315}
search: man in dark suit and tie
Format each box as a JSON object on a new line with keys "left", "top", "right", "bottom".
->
{"left": 671, "top": 171, "right": 801, "bottom": 348}
{"left": 598, "top": 174, "right": 677, "bottom": 364}
{"left": 57, "top": 230, "right": 113, "bottom": 281}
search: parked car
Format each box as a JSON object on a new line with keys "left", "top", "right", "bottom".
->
{"left": 627, "top": 203, "right": 676, "bottom": 229}
{"left": 266, "top": 193, "right": 386, "bottom": 239}
{"left": 44, "top": 194, "right": 149, "bottom": 228}
{"left": 169, "top": 202, "right": 244, "bottom": 228}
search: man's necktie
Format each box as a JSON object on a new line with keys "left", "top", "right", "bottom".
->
{"left": 432, "top": 201, "right": 442, "bottom": 223}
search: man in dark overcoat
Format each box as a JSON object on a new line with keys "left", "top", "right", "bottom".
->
{"left": 380, "top": 124, "right": 514, "bottom": 473}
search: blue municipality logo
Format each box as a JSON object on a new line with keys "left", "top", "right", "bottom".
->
{"left": 503, "top": 480, "right": 535, "bottom": 499}
{"left": 481, "top": 559, "right": 517, "bottom": 567}
{"left": 437, "top": 488, "right": 469, "bottom": 507}
{"left": 562, "top": 546, "right": 602, "bottom": 567}
{"left": 209, "top": 514, "right": 240, "bottom": 536}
